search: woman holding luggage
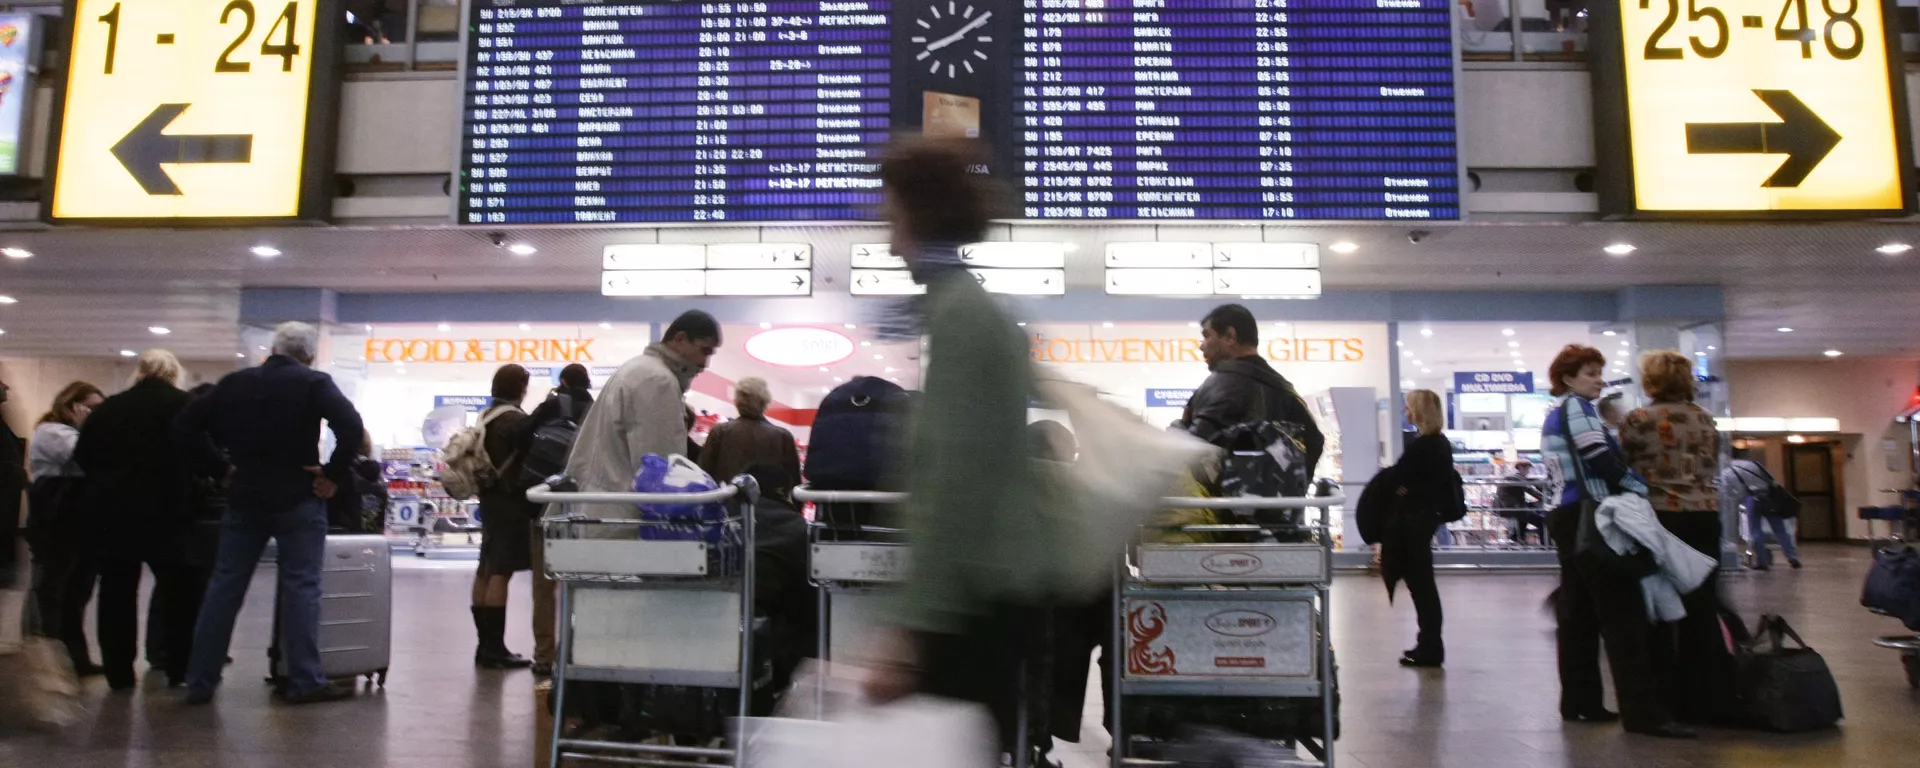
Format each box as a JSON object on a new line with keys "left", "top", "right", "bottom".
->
{"left": 1542, "top": 344, "right": 1692, "bottom": 738}
{"left": 1382, "top": 389, "right": 1454, "bottom": 668}
{"left": 27, "top": 380, "right": 106, "bottom": 675}
{"left": 1619, "top": 349, "right": 1726, "bottom": 725}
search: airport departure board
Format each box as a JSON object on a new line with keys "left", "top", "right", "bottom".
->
{"left": 458, "top": 0, "right": 1460, "bottom": 225}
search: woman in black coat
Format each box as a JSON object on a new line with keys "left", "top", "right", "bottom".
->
{"left": 1382, "top": 389, "right": 1457, "bottom": 668}
{"left": 74, "top": 350, "right": 198, "bottom": 689}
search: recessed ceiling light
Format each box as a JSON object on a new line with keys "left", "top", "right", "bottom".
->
{"left": 1876, "top": 243, "right": 1912, "bottom": 255}
{"left": 1501, "top": 328, "right": 1515, "bottom": 336}
{"left": 508, "top": 243, "right": 538, "bottom": 256}
{"left": 1602, "top": 330, "right": 1617, "bottom": 337}
{"left": 1823, "top": 349, "right": 1843, "bottom": 357}
{"left": 1604, "top": 243, "right": 1636, "bottom": 256}
{"left": 1412, "top": 359, "right": 1422, "bottom": 366}
{"left": 0, "top": 295, "right": 17, "bottom": 305}
{"left": 822, "top": 387, "right": 833, "bottom": 393}
{"left": 1394, "top": 339, "right": 1402, "bottom": 347}
{"left": 1400, "top": 379, "right": 1415, "bottom": 388}
{"left": 873, "top": 354, "right": 884, "bottom": 360}
{"left": 884, "top": 366, "right": 898, "bottom": 373}
{"left": 1707, "top": 345, "right": 1717, "bottom": 351}
{"left": 1507, "top": 341, "right": 1519, "bottom": 348}
{"left": 1777, "top": 327, "right": 1794, "bottom": 333}
{"left": 437, "top": 323, "right": 451, "bottom": 332}
{"left": 119, "top": 349, "right": 135, "bottom": 357}
{"left": 148, "top": 326, "right": 170, "bottom": 335}
{"left": 759, "top": 322, "right": 772, "bottom": 329}
{"left": 818, "top": 366, "right": 829, "bottom": 372}
{"left": 887, "top": 377, "right": 901, "bottom": 383}
{"left": 1329, "top": 241, "right": 1359, "bottom": 254}
{"left": 833, "top": 377, "right": 844, "bottom": 383}
{"left": 1694, "top": 351, "right": 1707, "bottom": 357}
{"left": 599, "top": 322, "right": 613, "bottom": 329}
{"left": 1516, "top": 368, "right": 1528, "bottom": 374}
{"left": 1620, "top": 340, "right": 1630, "bottom": 346}
{"left": 859, "top": 340, "right": 872, "bottom": 347}
{"left": 1, "top": 247, "right": 31, "bottom": 260}
{"left": 518, "top": 323, "right": 532, "bottom": 330}
{"left": 235, "top": 352, "right": 245, "bottom": 358}
{"left": 251, "top": 245, "right": 281, "bottom": 258}
{"left": 1017, "top": 322, "right": 1028, "bottom": 327}
{"left": 1420, "top": 367, "right": 1431, "bottom": 374}
{"left": 843, "top": 323, "right": 857, "bottom": 330}
{"left": 1419, "top": 327, "right": 1433, "bottom": 337}
{"left": 1102, "top": 322, "right": 1114, "bottom": 328}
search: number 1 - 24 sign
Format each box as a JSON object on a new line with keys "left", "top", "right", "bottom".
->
{"left": 1596, "top": 0, "right": 1912, "bottom": 215}
{"left": 48, "top": 0, "right": 339, "bottom": 221}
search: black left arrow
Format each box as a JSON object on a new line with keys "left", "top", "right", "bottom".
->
{"left": 1683, "top": 89, "right": 1839, "bottom": 188}
{"left": 111, "top": 103, "right": 254, "bottom": 195}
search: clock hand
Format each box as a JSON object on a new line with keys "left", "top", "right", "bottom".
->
{"left": 925, "top": 11, "right": 992, "bottom": 53}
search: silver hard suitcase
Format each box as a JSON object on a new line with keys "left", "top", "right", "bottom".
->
{"left": 269, "top": 534, "right": 392, "bottom": 688}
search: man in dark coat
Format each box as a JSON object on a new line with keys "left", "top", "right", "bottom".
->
{"left": 1175, "top": 303, "right": 1326, "bottom": 471}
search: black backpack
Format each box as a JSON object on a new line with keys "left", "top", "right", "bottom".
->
{"left": 520, "top": 394, "right": 581, "bottom": 489}
{"left": 803, "top": 376, "right": 909, "bottom": 490}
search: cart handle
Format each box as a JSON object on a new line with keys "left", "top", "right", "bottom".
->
{"left": 793, "top": 485, "right": 1344, "bottom": 510}
{"left": 527, "top": 483, "right": 740, "bottom": 506}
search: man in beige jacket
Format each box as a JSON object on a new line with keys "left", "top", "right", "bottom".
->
{"left": 562, "top": 311, "right": 720, "bottom": 531}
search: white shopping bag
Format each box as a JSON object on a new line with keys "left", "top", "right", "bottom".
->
{"left": 741, "top": 695, "right": 995, "bottom": 768}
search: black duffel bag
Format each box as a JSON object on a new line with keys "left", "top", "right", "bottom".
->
{"left": 1863, "top": 543, "right": 1920, "bottom": 631}
{"left": 1737, "top": 615, "right": 1843, "bottom": 732}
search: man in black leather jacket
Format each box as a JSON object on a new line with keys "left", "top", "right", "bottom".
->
{"left": 1175, "top": 304, "right": 1325, "bottom": 471}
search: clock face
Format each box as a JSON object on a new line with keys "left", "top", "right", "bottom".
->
{"left": 912, "top": 1, "right": 992, "bottom": 79}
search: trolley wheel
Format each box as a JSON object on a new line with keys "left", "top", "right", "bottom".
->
{"left": 1903, "top": 650, "right": 1919, "bottom": 690}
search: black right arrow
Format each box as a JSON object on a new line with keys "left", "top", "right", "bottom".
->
{"left": 1684, "top": 89, "right": 1839, "bottom": 188}
{"left": 111, "top": 103, "right": 255, "bottom": 196}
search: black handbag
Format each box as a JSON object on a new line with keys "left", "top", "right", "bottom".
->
{"left": 1863, "top": 543, "right": 1920, "bottom": 631}
{"left": 1737, "top": 615, "right": 1843, "bottom": 732}
{"left": 1556, "top": 399, "right": 1655, "bottom": 580}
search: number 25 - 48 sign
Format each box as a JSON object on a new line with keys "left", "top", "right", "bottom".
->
{"left": 49, "top": 0, "right": 335, "bottom": 221}
{"left": 1601, "top": 0, "right": 1911, "bottom": 215}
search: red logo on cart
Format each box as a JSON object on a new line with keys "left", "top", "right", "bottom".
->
{"left": 1205, "top": 610, "right": 1276, "bottom": 637}
{"left": 1215, "top": 657, "right": 1268, "bottom": 668}
{"left": 1201, "top": 553, "right": 1264, "bottom": 575}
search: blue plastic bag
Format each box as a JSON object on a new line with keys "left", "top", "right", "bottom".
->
{"left": 633, "top": 454, "right": 728, "bottom": 545}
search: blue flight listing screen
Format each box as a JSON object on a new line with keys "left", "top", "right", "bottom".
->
{"left": 456, "top": 0, "right": 1460, "bottom": 224}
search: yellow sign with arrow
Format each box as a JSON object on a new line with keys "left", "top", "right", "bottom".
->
{"left": 48, "top": 0, "right": 328, "bottom": 221}
{"left": 1611, "top": 0, "right": 1909, "bottom": 213}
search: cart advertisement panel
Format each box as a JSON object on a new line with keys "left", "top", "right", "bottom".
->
{"left": 1124, "top": 598, "right": 1316, "bottom": 678}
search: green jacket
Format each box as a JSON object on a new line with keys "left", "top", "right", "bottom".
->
{"left": 892, "top": 269, "right": 1044, "bottom": 634}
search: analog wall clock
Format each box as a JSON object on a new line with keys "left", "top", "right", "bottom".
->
{"left": 912, "top": 1, "right": 992, "bottom": 79}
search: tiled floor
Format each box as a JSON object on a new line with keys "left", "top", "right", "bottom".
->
{"left": 4, "top": 544, "right": 1918, "bottom": 767}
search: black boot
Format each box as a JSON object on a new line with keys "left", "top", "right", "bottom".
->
{"left": 474, "top": 606, "right": 531, "bottom": 670}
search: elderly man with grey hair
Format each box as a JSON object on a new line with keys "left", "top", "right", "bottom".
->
{"left": 174, "top": 321, "right": 366, "bottom": 705}
{"left": 697, "top": 376, "right": 801, "bottom": 489}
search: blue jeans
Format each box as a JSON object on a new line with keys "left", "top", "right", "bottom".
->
{"left": 187, "top": 491, "right": 328, "bottom": 696}
{"left": 1747, "top": 507, "right": 1799, "bottom": 567}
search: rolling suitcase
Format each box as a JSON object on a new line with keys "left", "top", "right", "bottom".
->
{"left": 268, "top": 534, "right": 392, "bottom": 690}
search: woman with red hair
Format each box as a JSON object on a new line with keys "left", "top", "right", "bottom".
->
{"left": 1540, "top": 344, "right": 1692, "bottom": 739}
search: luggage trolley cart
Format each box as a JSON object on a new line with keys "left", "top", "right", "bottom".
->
{"left": 791, "top": 487, "right": 909, "bottom": 668}
{"left": 1112, "top": 494, "right": 1343, "bottom": 768}
{"left": 528, "top": 479, "right": 759, "bottom": 768}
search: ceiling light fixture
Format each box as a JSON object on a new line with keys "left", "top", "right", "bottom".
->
{"left": 1412, "top": 359, "right": 1422, "bottom": 366}
{"left": 518, "top": 323, "right": 532, "bottom": 330}
{"left": 1507, "top": 341, "right": 1520, "bottom": 348}
{"left": 250, "top": 245, "right": 281, "bottom": 258}
{"left": 818, "top": 366, "right": 829, "bottom": 372}
{"left": 1823, "top": 349, "right": 1843, "bottom": 357}
{"left": 437, "top": 323, "right": 451, "bottom": 332}
{"left": 1501, "top": 328, "right": 1515, "bottom": 336}
{"left": 1419, "top": 327, "right": 1433, "bottom": 337}
{"left": 1876, "top": 243, "right": 1912, "bottom": 255}
{"left": 1694, "top": 351, "right": 1707, "bottom": 357}
{"left": 1604, "top": 243, "right": 1636, "bottom": 256}
{"left": 860, "top": 341, "right": 872, "bottom": 347}
{"left": 759, "top": 322, "right": 772, "bottom": 329}
{"left": 119, "top": 349, "right": 135, "bottom": 357}
{"left": 1602, "top": 330, "right": 1617, "bottom": 337}
{"left": 884, "top": 366, "right": 898, "bottom": 373}
{"left": 1420, "top": 367, "right": 1431, "bottom": 374}
{"left": 148, "top": 326, "right": 170, "bottom": 335}
{"left": 843, "top": 323, "right": 857, "bottom": 330}
{"left": 599, "top": 322, "right": 613, "bottom": 329}
{"left": 1329, "top": 241, "right": 1359, "bottom": 254}
{"left": 235, "top": 352, "right": 245, "bottom": 359}
{"left": 508, "top": 243, "right": 538, "bottom": 256}
{"left": 1102, "top": 322, "right": 1114, "bottom": 328}
{"left": 873, "top": 354, "right": 884, "bottom": 360}
{"left": 833, "top": 377, "right": 844, "bottom": 383}
{"left": 0, "top": 296, "right": 17, "bottom": 305}
{"left": 1, "top": 247, "right": 31, "bottom": 260}
{"left": 1400, "top": 379, "right": 1415, "bottom": 388}
{"left": 1707, "top": 345, "right": 1717, "bottom": 351}
{"left": 1777, "top": 327, "right": 1794, "bottom": 333}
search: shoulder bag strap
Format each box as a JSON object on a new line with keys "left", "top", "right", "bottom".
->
{"left": 558, "top": 392, "right": 574, "bottom": 422}
{"left": 1558, "top": 398, "right": 1594, "bottom": 500}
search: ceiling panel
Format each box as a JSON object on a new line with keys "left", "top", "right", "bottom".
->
{"left": 0, "top": 221, "right": 1911, "bottom": 361}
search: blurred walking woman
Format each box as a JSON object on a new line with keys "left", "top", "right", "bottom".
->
{"left": 76, "top": 350, "right": 198, "bottom": 689}
{"left": 27, "top": 381, "right": 106, "bottom": 675}
{"left": 1383, "top": 389, "right": 1453, "bottom": 667}
{"left": 1620, "top": 350, "right": 1725, "bottom": 724}
{"left": 1541, "top": 345, "right": 1690, "bottom": 738}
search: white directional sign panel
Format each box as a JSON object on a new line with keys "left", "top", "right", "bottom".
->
{"left": 707, "top": 269, "right": 811, "bottom": 296}
{"left": 1105, "top": 242, "right": 1213, "bottom": 269}
{"left": 1212, "top": 242, "right": 1320, "bottom": 269}
{"left": 849, "top": 269, "right": 926, "bottom": 296}
{"left": 601, "top": 243, "right": 812, "bottom": 297}
{"left": 705, "top": 243, "right": 812, "bottom": 270}
{"left": 958, "top": 242, "right": 1069, "bottom": 268}
{"left": 603, "top": 244, "right": 706, "bottom": 270}
{"left": 850, "top": 243, "right": 905, "bottom": 270}
{"left": 602, "top": 270, "right": 706, "bottom": 297}
{"left": 1106, "top": 268, "right": 1213, "bottom": 296}
{"left": 1214, "top": 268, "right": 1321, "bottom": 297}
{"left": 1104, "top": 241, "right": 1324, "bottom": 296}
{"left": 972, "top": 268, "right": 1066, "bottom": 296}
